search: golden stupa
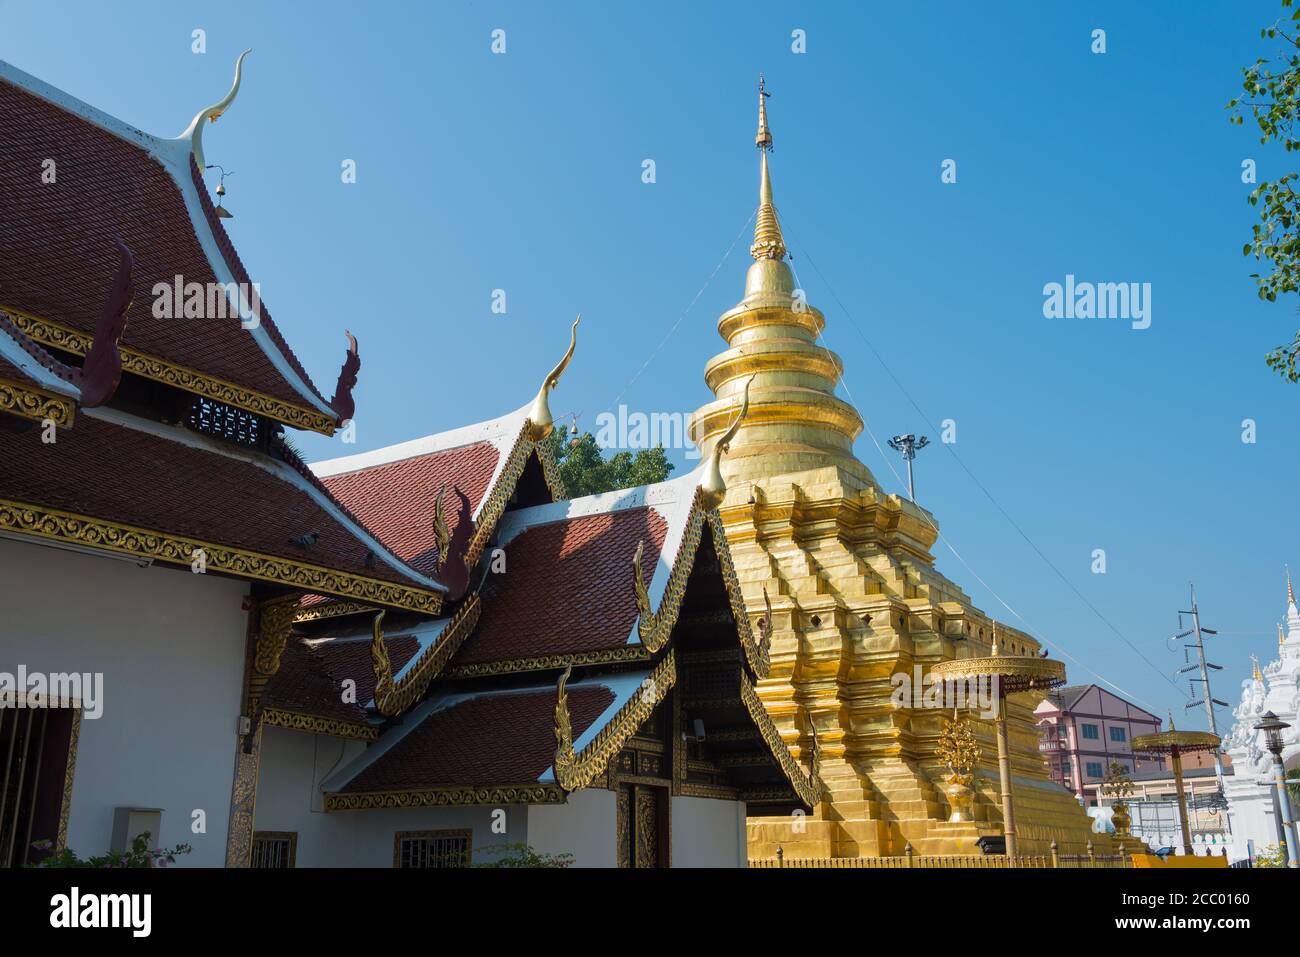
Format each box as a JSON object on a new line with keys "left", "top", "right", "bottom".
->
{"left": 689, "top": 80, "right": 1112, "bottom": 858}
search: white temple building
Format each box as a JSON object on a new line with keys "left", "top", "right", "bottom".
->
{"left": 1223, "top": 573, "right": 1300, "bottom": 863}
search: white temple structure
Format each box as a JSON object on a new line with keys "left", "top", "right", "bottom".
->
{"left": 1223, "top": 572, "right": 1300, "bottom": 863}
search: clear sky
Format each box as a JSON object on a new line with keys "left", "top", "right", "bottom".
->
{"left": 3, "top": 0, "right": 1296, "bottom": 722}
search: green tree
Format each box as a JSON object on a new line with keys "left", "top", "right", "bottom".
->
{"left": 546, "top": 425, "right": 674, "bottom": 496}
{"left": 1229, "top": 0, "right": 1300, "bottom": 379}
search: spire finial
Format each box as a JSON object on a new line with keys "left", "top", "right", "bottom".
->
{"left": 750, "top": 75, "right": 786, "bottom": 262}
{"left": 1288, "top": 564, "right": 1296, "bottom": 606}
{"left": 1252, "top": 653, "right": 1263, "bottom": 682}
{"left": 756, "top": 74, "right": 772, "bottom": 150}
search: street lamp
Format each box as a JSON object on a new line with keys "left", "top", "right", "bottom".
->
{"left": 1253, "top": 711, "right": 1299, "bottom": 868}
{"left": 888, "top": 434, "right": 929, "bottom": 501}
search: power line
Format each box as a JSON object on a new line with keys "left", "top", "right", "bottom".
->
{"left": 783, "top": 230, "right": 1180, "bottom": 709}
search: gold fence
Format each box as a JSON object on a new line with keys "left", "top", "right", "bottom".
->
{"left": 751, "top": 843, "right": 1130, "bottom": 869}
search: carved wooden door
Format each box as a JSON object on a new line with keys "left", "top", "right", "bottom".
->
{"left": 616, "top": 783, "right": 667, "bottom": 868}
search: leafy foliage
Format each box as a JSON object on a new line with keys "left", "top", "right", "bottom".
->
{"left": 545, "top": 425, "right": 673, "bottom": 497}
{"left": 1228, "top": 0, "right": 1300, "bottom": 379}
{"left": 472, "top": 842, "right": 574, "bottom": 868}
{"left": 1253, "top": 842, "right": 1288, "bottom": 867}
{"left": 30, "top": 831, "right": 192, "bottom": 868}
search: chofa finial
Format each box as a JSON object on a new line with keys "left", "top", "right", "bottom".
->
{"left": 699, "top": 376, "right": 752, "bottom": 508}
{"left": 180, "top": 49, "right": 251, "bottom": 169}
{"left": 526, "top": 316, "right": 579, "bottom": 440}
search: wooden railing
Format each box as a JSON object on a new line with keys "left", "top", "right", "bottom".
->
{"left": 751, "top": 842, "right": 1131, "bottom": 869}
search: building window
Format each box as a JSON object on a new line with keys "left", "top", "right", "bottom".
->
{"left": 1085, "top": 761, "right": 1104, "bottom": 778}
{"left": 1109, "top": 726, "right": 1126, "bottom": 742}
{"left": 1081, "top": 724, "right": 1099, "bottom": 740}
{"left": 251, "top": 832, "right": 297, "bottom": 868}
{"left": 394, "top": 829, "right": 472, "bottom": 868}
{"left": 1, "top": 703, "right": 80, "bottom": 868}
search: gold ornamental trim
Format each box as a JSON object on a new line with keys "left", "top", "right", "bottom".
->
{"left": 553, "top": 651, "right": 677, "bottom": 793}
{"left": 0, "top": 498, "right": 443, "bottom": 614}
{"left": 254, "top": 594, "right": 299, "bottom": 676}
{"left": 0, "top": 376, "right": 76, "bottom": 427}
{"left": 739, "top": 676, "right": 825, "bottom": 808}
{"left": 292, "top": 599, "right": 373, "bottom": 623}
{"left": 371, "top": 594, "right": 482, "bottom": 717}
{"left": 324, "top": 784, "right": 566, "bottom": 811}
{"left": 463, "top": 424, "right": 566, "bottom": 571}
{"left": 706, "top": 509, "right": 772, "bottom": 678}
{"left": 629, "top": 494, "right": 770, "bottom": 677}
{"left": 1, "top": 305, "right": 337, "bottom": 435}
{"left": 444, "top": 645, "right": 651, "bottom": 679}
{"left": 56, "top": 706, "right": 82, "bottom": 851}
{"left": 261, "top": 707, "right": 378, "bottom": 741}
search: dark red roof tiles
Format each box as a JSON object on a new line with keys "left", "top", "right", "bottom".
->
{"left": 321, "top": 441, "right": 501, "bottom": 576}
{"left": 0, "top": 412, "right": 427, "bottom": 588}
{"left": 340, "top": 684, "right": 615, "bottom": 791}
{"left": 264, "top": 634, "right": 421, "bottom": 721}
{"left": 454, "top": 506, "right": 669, "bottom": 665}
{"left": 0, "top": 78, "right": 324, "bottom": 414}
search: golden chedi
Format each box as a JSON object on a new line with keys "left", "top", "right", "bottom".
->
{"left": 689, "top": 80, "right": 1112, "bottom": 858}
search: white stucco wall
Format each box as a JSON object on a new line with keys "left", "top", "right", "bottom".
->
{"left": 0, "top": 537, "right": 249, "bottom": 866}
{"left": 670, "top": 796, "right": 746, "bottom": 867}
{"left": 255, "top": 726, "right": 528, "bottom": 866}
{"left": 527, "top": 788, "right": 616, "bottom": 867}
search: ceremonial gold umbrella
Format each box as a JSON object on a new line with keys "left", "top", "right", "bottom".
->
{"left": 1131, "top": 716, "right": 1220, "bottom": 856}
{"left": 928, "top": 628, "right": 1066, "bottom": 858}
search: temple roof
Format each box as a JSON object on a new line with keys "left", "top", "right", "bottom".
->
{"left": 450, "top": 473, "right": 699, "bottom": 672}
{"left": 326, "top": 673, "right": 631, "bottom": 799}
{"left": 313, "top": 404, "right": 564, "bottom": 581}
{"left": 0, "top": 60, "right": 345, "bottom": 435}
{"left": 0, "top": 405, "right": 445, "bottom": 612}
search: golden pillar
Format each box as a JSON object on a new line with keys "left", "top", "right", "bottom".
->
{"left": 689, "top": 78, "right": 1113, "bottom": 859}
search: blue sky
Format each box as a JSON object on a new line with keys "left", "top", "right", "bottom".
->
{"left": 4, "top": 0, "right": 1297, "bottom": 721}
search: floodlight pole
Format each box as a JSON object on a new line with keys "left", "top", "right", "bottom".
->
{"left": 888, "top": 434, "right": 929, "bottom": 501}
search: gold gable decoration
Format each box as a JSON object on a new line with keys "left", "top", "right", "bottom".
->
{"left": 370, "top": 594, "right": 483, "bottom": 717}
{"left": 552, "top": 651, "right": 677, "bottom": 793}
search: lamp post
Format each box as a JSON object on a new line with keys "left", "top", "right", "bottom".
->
{"left": 928, "top": 627, "right": 1066, "bottom": 858}
{"left": 1131, "top": 718, "right": 1220, "bottom": 857}
{"left": 887, "top": 434, "right": 929, "bottom": 501}
{"left": 1253, "top": 711, "right": 1299, "bottom": 868}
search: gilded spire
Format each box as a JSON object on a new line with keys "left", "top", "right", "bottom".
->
{"left": 1288, "top": 565, "right": 1296, "bottom": 606}
{"left": 750, "top": 75, "right": 786, "bottom": 262}
{"left": 1251, "top": 653, "right": 1263, "bottom": 682}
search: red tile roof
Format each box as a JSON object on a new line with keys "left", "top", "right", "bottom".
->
{"left": 320, "top": 441, "right": 500, "bottom": 576}
{"left": 0, "top": 411, "right": 434, "bottom": 595}
{"left": 264, "top": 635, "right": 421, "bottom": 722}
{"left": 339, "top": 685, "right": 614, "bottom": 791}
{"left": 453, "top": 506, "right": 669, "bottom": 665}
{"left": 0, "top": 77, "right": 328, "bottom": 419}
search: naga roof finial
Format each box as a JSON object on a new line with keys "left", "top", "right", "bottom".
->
{"left": 526, "top": 316, "right": 579, "bottom": 441}
{"left": 180, "top": 49, "right": 251, "bottom": 169}
{"left": 699, "top": 376, "right": 751, "bottom": 508}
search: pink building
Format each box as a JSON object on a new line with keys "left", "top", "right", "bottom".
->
{"left": 1035, "top": 685, "right": 1165, "bottom": 805}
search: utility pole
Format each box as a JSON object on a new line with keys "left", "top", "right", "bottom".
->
{"left": 1176, "top": 585, "right": 1230, "bottom": 797}
{"left": 888, "top": 433, "right": 929, "bottom": 501}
